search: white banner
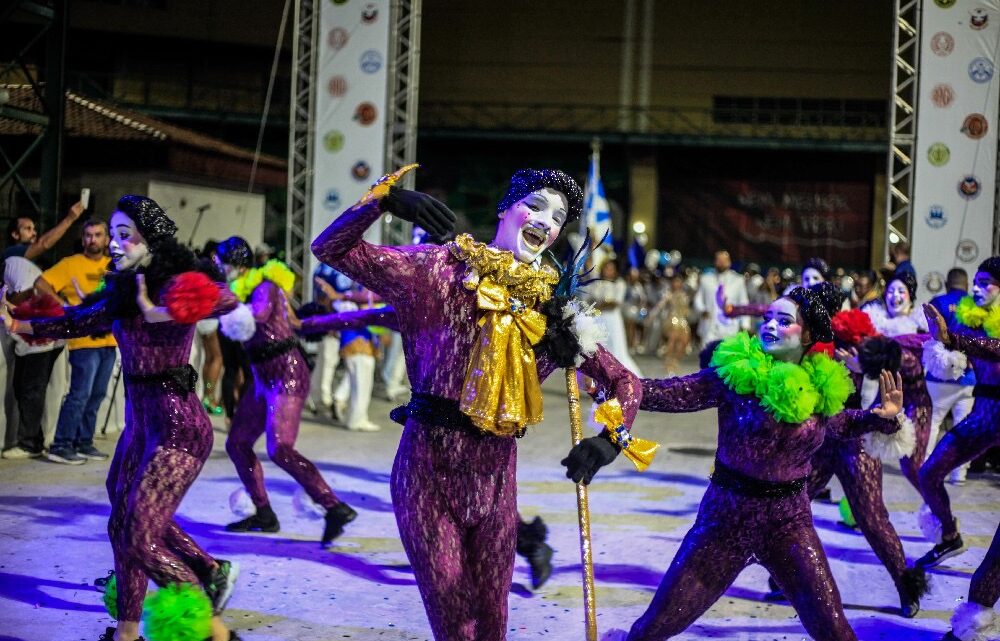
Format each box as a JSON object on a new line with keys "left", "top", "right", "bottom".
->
{"left": 310, "top": 0, "right": 391, "bottom": 279}
{"left": 911, "top": 0, "right": 999, "bottom": 299}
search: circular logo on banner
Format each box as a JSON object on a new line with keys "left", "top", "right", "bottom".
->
{"left": 323, "top": 130, "right": 345, "bottom": 153}
{"left": 353, "top": 102, "right": 378, "bottom": 126}
{"left": 926, "top": 204, "right": 948, "bottom": 228}
{"left": 327, "top": 75, "right": 348, "bottom": 97}
{"left": 956, "top": 239, "right": 980, "bottom": 263}
{"left": 931, "top": 83, "right": 955, "bottom": 107}
{"left": 961, "top": 113, "right": 989, "bottom": 139}
{"left": 927, "top": 143, "right": 951, "bottom": 166}
{"left": 925, "top": 271, "right": 945, "bottom": 294}
{"left": 958, "top": 175, "right": 981, "bottom": 200}
{"left": 362, "top": 2, "right": 379, "bottom": 23}
{"left": 328, "top": 27, "right": 350, "bottom": 50}
{"left": 930, "top": 31, "right": 955, "bottom": 56}
{"left": 970, "top": 6, "right": 990, "bottom": 29}
{"left": 969, "top": 57, "right": 995, "bottom": 83}
{"left": 352, "top": 160, "right": 372, "bottom": 181}
{"left": 934, "top": 0, "right": 957, "bottom": 7}
{"left": 323, "top": 189, "right": 342, "bottom": 212}
{"left": 360, "top": 49, "right": 383, "bottom": 74}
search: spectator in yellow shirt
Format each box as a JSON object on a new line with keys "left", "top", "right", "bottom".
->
{"left": 35, "top": 219, "right": 117, "bottom": 464}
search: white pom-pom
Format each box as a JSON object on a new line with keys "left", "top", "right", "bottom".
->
{"left": 863, "top": 413, "right": 916, "bottom": 461}
{"left": 952, "top": 601, "right": 1000, "bottom": 641}
{"left": 219, "top": 303, "right": 256, "bottom": 342}
{"left": 292, "top": 486, "right": 326, "bottom": 519}
{"left": 229, "top": 487, "right": 255, "bottom": 517}
{"left": 922, "top": 339, "right": 969, "bottom": 381}
{"left": 600, "top": 629, "right": 629, "bottom": 641}
{"left": 918, "top": 503, "right": 944, "bottom": 544}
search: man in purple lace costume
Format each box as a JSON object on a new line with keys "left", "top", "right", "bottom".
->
{"left": 918, "top": 258, "right": 1000, "bottom": 641}
{"left": 215, "top": 236, "right": 356, "bottom": 547}
{"left": 312, "top": 169, "right": 643, "bottom": 640}
{"left": 624, "top": 289, "right": 903, "bottom": 641}
{"left": 4, "top": 196, "right": 240, "bottom": 641}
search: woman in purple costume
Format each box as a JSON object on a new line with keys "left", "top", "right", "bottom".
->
{"left": 313, "top": 167, "right": 646, "bottom": 640}
{"left": 917, "top": 258, "right": 1000, "bottom": 584}
{"left": 214, "top": 236, "right": 356, "bottom": 546}
{"left": 2, "top": 196, "right": 239, "bottom": 641}
{"left": 622, "top": 288, "right": 904, "bottom": 641}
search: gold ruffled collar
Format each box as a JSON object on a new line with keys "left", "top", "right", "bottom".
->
{"left": 448, "top": 233, "right": 557, "bottom": 306}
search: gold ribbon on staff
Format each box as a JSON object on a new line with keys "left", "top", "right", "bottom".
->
{"left": 592, "top": 399, "right": 660, "bottom": 471}
{"left": 460, "top": 277, "right": 547, "bottom": 436}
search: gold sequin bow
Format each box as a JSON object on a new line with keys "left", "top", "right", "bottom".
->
{"left": 453, "top": 235, "right": 557, "bottom": 436}
{"left": 592, "top": 399, "right": 660, "bottom": 471}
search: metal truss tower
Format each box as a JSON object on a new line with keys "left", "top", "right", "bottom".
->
{"left": 285, "top": 0, "right": 318, "bottom": 303}
{"left": 285, "top": 0, "right": 422, "bottom": 300}
{"left": 884, "top": 0, "right": 921, "bottom": 260}
{"left": 382, "top": 0, "right": 422, "bottom": 246}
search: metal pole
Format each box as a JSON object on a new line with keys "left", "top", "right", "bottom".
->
{"left": 565, "top": 367, "right": 598, "bottom": 641}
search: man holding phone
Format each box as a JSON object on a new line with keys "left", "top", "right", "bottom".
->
{"left": 4, "top": 199, "right": 86, "bottom": 262}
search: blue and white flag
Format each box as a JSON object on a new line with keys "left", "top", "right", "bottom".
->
{"left": 582, "top": 147, "right": 612, "bottom": 242}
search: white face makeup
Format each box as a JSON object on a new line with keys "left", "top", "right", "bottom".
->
{"left": 972, "top": 271, "right": 1000, "bottom": 307}
{"left": 108, "top": 211, "right": 151, "bottom": 270}
{"left": 884, "top": 279, "right": 912, "bottom": 317}
{"left": 801, "top": 267, "right": 825, "bottom": 289}
{"left": 212, "top": 255, "right": 241, "bottom": 282}
{"left": 493, "top": 188, "right": 568, "bottom": 264}
{"left": 759, "top": 297, "right": 804, "bottom": 359}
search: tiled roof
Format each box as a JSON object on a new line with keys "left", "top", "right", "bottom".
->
{"left": 0, "top": 85, "right": 286, "bottom": 168}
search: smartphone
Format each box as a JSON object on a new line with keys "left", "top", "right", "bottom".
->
{"left": 80, "top": 188, "right": 91, "bottom": 210}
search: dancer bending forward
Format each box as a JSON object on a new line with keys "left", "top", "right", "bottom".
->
{"left": 625, "top": 288, "right": 903, "bottom": 641}
{"left": 215, "top": 236, "right": 357, "bottom": 546}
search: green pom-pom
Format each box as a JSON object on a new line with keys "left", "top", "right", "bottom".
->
{"left": 761, "top": 362, "right": 817, "bottom": 423}
{"left": 103, "top": 574, "right": 118, "bottom": 619}
{"left": 839, "top": 496, "right": 857, "bottom": 527}
{"left": 710, "top": 332, "right": 772, "bottom": 396}
{"left": 142, "top": 583, "right": 212, "bottom": 641}
{"left": 802, "top": 353, "right": 854, "bottom": 416}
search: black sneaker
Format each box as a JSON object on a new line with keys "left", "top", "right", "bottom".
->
{"left": 225, "top": 505, "right": 280, "bottom": 533}
{"left": 526, "top": 542, "right": 554, "bottom": 589}
{"left": 321, "top": 503, "right": 357, "bottom": 548}
{"left": 916, "top": 536, "right": 966, "bottom": 569}
{"left": 77, "top": 444, "right": 110, "bottom": 461}
{"left": 940, "top": 632, "right": 960, "bottom": 641}
{"left": 204, "top": 559, "right": 239, "bottom": 614}
{"left": 99, "top": 627, "right": 144, "bottom": 641}
{"left": 46, "top": 445, "right": 86, "bottom": 465}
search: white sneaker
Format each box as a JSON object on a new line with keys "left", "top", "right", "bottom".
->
{"left": 1, "top": 446, "right": 42, "bottom": 460}
{"left": 346, "top": 420, "right": 381, "bottom": 432}
{"left": 948, "top": 466, "right": 968, "bottom": 486}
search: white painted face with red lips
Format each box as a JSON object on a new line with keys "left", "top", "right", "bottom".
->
{"left": 972, "top": 271, "right": 1000, "bottom": 307}
{"left": 493, "top": 188, "right": 568, "bottom": 264}
{"left": 759, "top": 297, "right": 804, "bottom": 359}
{"left": 108, "top": 211, "right": 151, "bottom": 271}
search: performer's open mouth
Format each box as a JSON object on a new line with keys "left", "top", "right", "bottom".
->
{"left": 520, "top": 225, "right": 547, "bottom": 251}
{"left": 110, "top": 251, "right": 124, "bottom": 264}
{"left": 760, "top": 332, "right": 779, "bottom": 344}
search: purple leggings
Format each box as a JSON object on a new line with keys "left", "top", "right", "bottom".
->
{"left": 391, "top": 421, "right": 519, "bottom": 641}
{"left": 626, "top": 484, "right": 856, "bottom": 641}
{"left": 225, "top": 383, "right": 340, "bottom": 511}
{"left": 107, "top": 389, "right": 216, "bottom": 622}
{"left": 807, "top": 438, "right": 908, "bottom": 596}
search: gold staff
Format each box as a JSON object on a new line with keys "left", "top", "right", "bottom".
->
{"left": 565, "top": 366, "right": 598, "bottom": 641}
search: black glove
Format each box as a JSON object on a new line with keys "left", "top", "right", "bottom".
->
{"left": 382, "top": 187, "right": 457, "bottom": 242}
{"left": 561, "top": 431, "right": 621, "bottom": 485}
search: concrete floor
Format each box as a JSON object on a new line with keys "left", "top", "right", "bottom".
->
{"left": 1, "top": 353, "right": 998, "bottom": 641}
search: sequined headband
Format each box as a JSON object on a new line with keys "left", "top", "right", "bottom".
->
{"left": 496, "top": 168, "right": 583, "bottom": 224}
{"left": 116, "top": 195, "right": 177, "bottom": 243}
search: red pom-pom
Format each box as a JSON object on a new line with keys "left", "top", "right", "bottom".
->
{"left": 13, "top": 294, "right": 65, "bottom": 345}
{"left": 809, "top": 341, "right": 835, "bottom": 357}
{"left": 831, "top": 309, "right": 877, "bottom": 346}
{"left": 163, "top": 272, "right": 220, "bottom": 324}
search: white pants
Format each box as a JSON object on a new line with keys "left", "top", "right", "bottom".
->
{"left": 927, "top": 379, "right": 975, "bottom": 479}
{"left": 381, "top": 331, "right": 408, "bottom": 400}
{"left": 335, "top": 353, "right": 377, "bottom": 430}
{"left": 310, "top": 334, "right": 341, "bottom": 408}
